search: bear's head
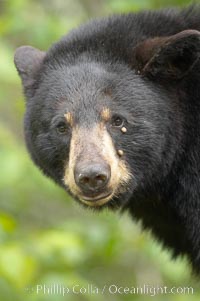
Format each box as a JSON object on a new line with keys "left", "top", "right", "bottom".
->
{"left": 14, "top": 29, "right": 200, "bottom": 209}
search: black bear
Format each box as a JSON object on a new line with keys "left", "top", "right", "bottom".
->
{"left": 14, "top": 5, "right": 200, "bottom": 273}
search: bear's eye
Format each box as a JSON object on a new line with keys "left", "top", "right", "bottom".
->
{"left": 56, "top": 122, "right": 68, "bottom": 134}
{"left": 111, "top": 115, "right": 124, "bottom": 127}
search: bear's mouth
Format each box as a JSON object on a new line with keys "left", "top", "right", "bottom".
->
{"left": 79, "top": 191, "right": 113, "bottom": 206}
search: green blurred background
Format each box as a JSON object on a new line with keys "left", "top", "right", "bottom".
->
{"left": 0, "top": 0, "right": 199, "bottom": 300}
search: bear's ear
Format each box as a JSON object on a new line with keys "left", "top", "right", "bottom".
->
{"left": 14, "top": 46, "right": 46, "bottom": 89}
{"left": 133, "top": 30, "right": 200, "bottom": 80}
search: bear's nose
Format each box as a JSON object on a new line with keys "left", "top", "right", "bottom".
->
{"left": 74, "top": 162, "right": 111, "bottom": 195}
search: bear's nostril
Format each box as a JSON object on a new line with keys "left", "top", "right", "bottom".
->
{"left": 93, "top": 174, "right": 107, "bottom": 188}
{"left": 79, "top": 176, "right": 90, "bottom": 185}
{"left": 75, "top": 163, "right": 111, "bottom": 195}
{"left": 96, "top": 174, "right": 107, "bottom": 182}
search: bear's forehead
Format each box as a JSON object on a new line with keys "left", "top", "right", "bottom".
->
{"left": 42, "top": 60, "right": 144, "bottom": 104}
{"left": 41, "top": 62, "right": 116, "bottom": 110}
{"left": 38, "top": 59, "right": 159, "bottom": 124}
{"left": 44, "top": 60, "right": 111, "bottom": 89}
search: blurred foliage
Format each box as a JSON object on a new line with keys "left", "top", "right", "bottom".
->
{"left": 0, "top": 0, "right": 199, "bottom": 300}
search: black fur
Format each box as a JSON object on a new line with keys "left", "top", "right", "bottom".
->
{"left": 15, "top": 5, "right": 200, "bottom": 273}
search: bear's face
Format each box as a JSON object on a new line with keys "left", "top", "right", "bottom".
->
{"left": 22, "top": 59, "right": 173, "bottom": 208}
{"left": 14, "top": 29, "right": 200, "bottom": 209}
